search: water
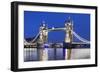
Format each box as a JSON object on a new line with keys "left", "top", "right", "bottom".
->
{"left": 24, "top": 48, "right": 90, "bottom": 62}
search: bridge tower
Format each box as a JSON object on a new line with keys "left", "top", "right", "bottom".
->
{"left": 65, "top": 17, "right": 73, "bottom": 60}
{"left": 38, "top": 21, "right": 48, "bottom": 61}
{"left": 38, "top": 21, "right": 48, "bottom": 44}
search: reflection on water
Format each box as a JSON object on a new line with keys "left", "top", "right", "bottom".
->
{"left": 24, "top": 48, "right": 38, "bottom": 61}
{"left": 24, "top": 48, "right": 65, "bottom": 62}
{"left": 24, "top": 48, "right": 90, "bottom": 62}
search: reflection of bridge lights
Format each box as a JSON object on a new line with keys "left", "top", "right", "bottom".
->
{"left": 43, "top": 44, "right": 50, "bottom": 48}
{"left": 77, "top": 45, "right": 81, "bottom": 48}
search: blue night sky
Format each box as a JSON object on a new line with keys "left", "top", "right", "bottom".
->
{"left": 24, "top": 11, "right": 90, "bottom": 43}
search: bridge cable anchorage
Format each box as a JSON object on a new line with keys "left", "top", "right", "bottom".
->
{"left": 72, "top": 30, "right": 90, "bottom": 44}
{"left": 30, "top": 32, "right": 40, "bottom": 43}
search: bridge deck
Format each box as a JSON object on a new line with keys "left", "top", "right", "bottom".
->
{"left": 48, "top": 28, "right": 66, "bottom": 31}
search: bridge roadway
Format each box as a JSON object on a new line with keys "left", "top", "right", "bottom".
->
{"left": 48, "top": 27, "right": 66, "bottom": 31}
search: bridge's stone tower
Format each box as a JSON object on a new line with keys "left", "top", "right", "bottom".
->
{"left": 65, "top": 17, "right": 73, "bottom": 60}
{"left": 39, "top": 22, "right": 48, "bottom": 44}
{"left": 38, "top": 21, "right": 48, "bottom": 61}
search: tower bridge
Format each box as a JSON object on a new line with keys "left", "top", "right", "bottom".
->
{"left": 24, "top": 17, "right": 90, "bottom": 60}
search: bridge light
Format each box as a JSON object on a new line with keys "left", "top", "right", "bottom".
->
{"left": 43, "top": 23, "right": 46, "bottom": 27}
{"left": 42, "top": 21, "right": 46, "bottom": 27}
{"left": 52, "top": 27, "right": 55, "bottom": 29}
